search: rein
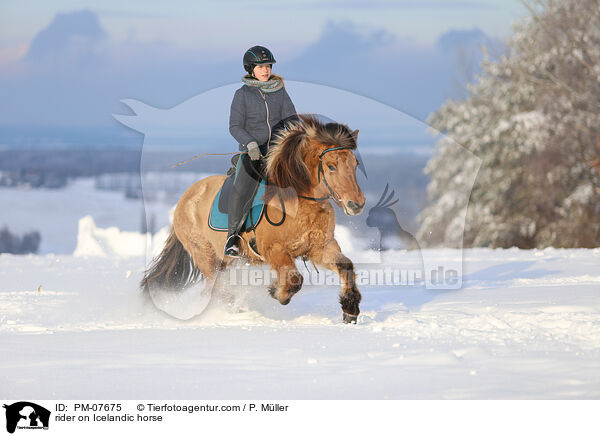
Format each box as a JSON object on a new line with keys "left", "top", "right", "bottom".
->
{"left": 170, "top": 152, "right": 239, "bottom": 170}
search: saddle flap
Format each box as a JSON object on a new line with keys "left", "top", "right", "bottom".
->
{"left": 209, "top": 177, "right": 267, "bottom": 232}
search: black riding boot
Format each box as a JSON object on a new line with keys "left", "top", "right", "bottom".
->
{"left": 224, "top": 154, "right": 263, "bottom": 257}
{"left": 224, "top": 188, "right": 252, "bottom": 257}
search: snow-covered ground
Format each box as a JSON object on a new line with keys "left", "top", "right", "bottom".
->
{"left": 1, "top": 246, "right": 599, "bottom": 399}
{"left": 0, "top": 179, "right": 599, "bottom": 399}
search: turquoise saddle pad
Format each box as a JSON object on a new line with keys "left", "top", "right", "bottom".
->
{"left": 208, "top": 178, "right": 266, "bottom": 232}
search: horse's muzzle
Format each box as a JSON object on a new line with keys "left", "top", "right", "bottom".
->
{"left": 346, "top": 200, "right": 365, "bottom": 215}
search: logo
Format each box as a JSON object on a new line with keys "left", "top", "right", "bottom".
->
{"left": 366, "top": 183, "right": 420, "bottom": 251}
{"left": 3, "top": 402, "right": 50, "bottom": 434}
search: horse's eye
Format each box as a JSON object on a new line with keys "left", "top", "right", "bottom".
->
{"left": 328, "top": 165, "right": 336, "bottom": 171}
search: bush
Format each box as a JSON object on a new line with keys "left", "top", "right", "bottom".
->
{"left": 0, "top": 227, "right": 41, "bottom": 254}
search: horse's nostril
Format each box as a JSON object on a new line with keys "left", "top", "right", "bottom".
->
{"left": 347, "top": 200, "right": 365, "bottom": 213}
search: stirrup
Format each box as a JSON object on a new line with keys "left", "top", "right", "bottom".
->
{"left": 224, "top": 234, "right": 244, "bottom": 258}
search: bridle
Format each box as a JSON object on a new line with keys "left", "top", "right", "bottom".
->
{"left": 264, "top": 145, "right": 355, "bottom": 227}
{"left": 298, "top": 146, "right": 353, "bottom": 203}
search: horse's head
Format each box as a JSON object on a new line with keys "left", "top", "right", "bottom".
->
{"left": 266, "top": 115, "right": 365, "bottom": 216}
{"left": 315, "top": 144, "right": 365, "bottom": 215}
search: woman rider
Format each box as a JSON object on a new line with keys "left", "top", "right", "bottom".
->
{"left": 225, "top": 45, "right": 298, "bottom": 257}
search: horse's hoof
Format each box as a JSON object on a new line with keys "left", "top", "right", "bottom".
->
{"left": 342, "top": 313, "right": 358, "bottom": 324}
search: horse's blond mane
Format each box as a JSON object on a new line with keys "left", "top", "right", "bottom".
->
{"left": 265, "top": 115, "right": 358, "bottom": 196}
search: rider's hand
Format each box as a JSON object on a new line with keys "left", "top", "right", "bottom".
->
{"left": 247, "top": 141, "right": 261, "bottom": 160}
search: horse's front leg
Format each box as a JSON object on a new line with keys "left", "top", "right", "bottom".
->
{"left": 312, "top": 239, "right": 362, "bottom": 323}
{"left": 264, "top": 243, "right": 303, "bottom": 305}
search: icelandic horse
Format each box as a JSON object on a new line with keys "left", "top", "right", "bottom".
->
{"left": 141, "top": 115, "right": 365, "bottom": 323}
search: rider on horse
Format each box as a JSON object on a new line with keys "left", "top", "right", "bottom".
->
{"left": 225, "top": 45, "right": 298, "bottom": 257}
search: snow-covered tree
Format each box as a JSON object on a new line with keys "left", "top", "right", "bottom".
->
{"left": 418, "top": 0, "right": 600, "bottom": 248}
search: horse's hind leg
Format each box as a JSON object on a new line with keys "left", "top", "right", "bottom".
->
{"left": 264, "top": 243, "right": 303, "bottom": 305}
{"left": 311, "top": 239, "right": 361, "bottom": 323}
{"left": 180, "top": 231, "right": 221, "bottom": 281}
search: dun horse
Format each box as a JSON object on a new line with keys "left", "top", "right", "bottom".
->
{"left": 141, "top": 115, "right": 365, "bottom": 323}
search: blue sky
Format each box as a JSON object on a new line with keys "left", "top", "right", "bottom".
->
{"left": 0, "top": 0, "right": 528, "bottom": 146}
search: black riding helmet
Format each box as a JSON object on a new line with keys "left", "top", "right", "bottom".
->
{"left": 243, "top": 46, "right": 276, "bottom": 77}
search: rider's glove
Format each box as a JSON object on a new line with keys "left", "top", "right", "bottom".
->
{"left": 247, "top": 141, "right": 261, "bottom": 161}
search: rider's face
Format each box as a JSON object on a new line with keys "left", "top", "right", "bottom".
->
{"left": 253, "top": 64, "right": 272, "bottom": 81}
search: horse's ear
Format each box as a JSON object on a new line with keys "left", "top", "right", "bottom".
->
{"left": 267, "top": 129, "right": 312, "bottom": 197}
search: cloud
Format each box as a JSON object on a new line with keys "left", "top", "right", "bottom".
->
{"left": 436, "top": 27, "right": 489, "bottom": 52}
{"left": 25, "top": 9, "right": 107, "bottom": 65}
{"left": 294, "top": 20, "right": 396, "bottom": 61}
{"left": 285, "top": 22, "right": 499, "bottom": 119}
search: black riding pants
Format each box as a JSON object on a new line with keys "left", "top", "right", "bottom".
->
{"left": 227, "top": 150, "right": 265, "bottom": 235}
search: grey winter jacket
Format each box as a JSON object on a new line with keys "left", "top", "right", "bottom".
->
{"left": 229, "top": 74, "right": 297, "bottom": 152}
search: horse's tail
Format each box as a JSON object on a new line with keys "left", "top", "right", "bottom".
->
{"left": 140, "top": 227, "right": 201, "bottom": 292}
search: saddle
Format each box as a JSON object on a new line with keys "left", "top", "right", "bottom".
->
{"left": 208, "top": 154, "right": 267, "bottom": 232}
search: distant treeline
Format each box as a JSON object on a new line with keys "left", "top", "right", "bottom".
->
{"left": 0, "top": 148, "right": 246, "bottom": 189}
{"left": 0, "top": 227, "right": 40, "bottom": 254}
{"left": 0, "top": 149, "right": 142, "bottom": 188}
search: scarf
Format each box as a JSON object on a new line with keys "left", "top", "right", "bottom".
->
{"left": 241, "top": 73, "right": 284, "bottom": 93}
